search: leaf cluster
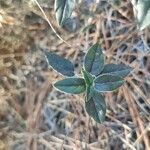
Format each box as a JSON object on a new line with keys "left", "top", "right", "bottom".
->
{"left": 45, "top": 43, "right": 131, "bottom": 123}
{"left": 54, "top": 0, "right": 150, "bottom": 30}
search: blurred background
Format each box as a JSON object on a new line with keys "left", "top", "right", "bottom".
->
{"left": 0, "top": 0, "right": 150, "bottom": 149}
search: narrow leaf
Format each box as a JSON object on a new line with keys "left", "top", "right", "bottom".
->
{"left": 101, "top": 64, "right": 131, "bottom": 78}
{"left": 94, "top": 74, "right": 124, "bottom": 92}
{"left": 45, "top": 52, "right": 74, "bottom": 77}
{"left": 84, "top": 43, "right": 104, "bottom": 76}
{"left": 82, "top": 69, "right": 95, "bottom": 101}
{"left": 54, "top": 0, "right": 75, "bottom": 26}
{"left": 85, "top": 90, "right": 106, "bottom": 123}
{"left": 54, "top": 78, "right": 86, "bottom": 94}
{"left": 82, "top": 68, "right": 93, "bottom": 85}
{"left": 86, "top": 86, "right": 94, "bottom": 102}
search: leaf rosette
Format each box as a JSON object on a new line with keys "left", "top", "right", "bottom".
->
{"left": 45, "top": 43, "right": 131, "bottom": 123}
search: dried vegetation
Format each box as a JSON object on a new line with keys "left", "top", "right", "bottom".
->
{"left": 0, "top": 0, "right": 150, "bottom": 150}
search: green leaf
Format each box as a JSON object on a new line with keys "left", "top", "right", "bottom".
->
{"left": 85, "top": 90, "right": 106, "bottom": 123}
{"left": 63, "top": 18, "right": 77, "bottom": 32}
{"left": 82, "top": 69, "right": 95, "bottom": 101}
{"left": 134, "top": 0, "right": 150, "bottom": 30}
{"left": 94, "top": 74, "right": 124, "bottom": 92}
{"left": 54, "top": 78, "right": 86, "bottom": 94}
{"left": 101, "top": 64, "right": 131, "bottom": 78}
{"left": 81, "top": 68, "right": 93, "bottom": 85}
{"left": 45, "top": 52, "right": 74, "bottom": 77}
{"left": 85, "top": 85, "right": 94, "bottom": 102}
{"left": 54, "top": 0, "right": 75, "bottom": 26}
{"left": 84, "top": 43, "right": 104, "bottom": 76}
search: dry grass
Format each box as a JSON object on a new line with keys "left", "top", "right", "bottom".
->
{"left": 0, "top": 0, "right": 150, "bottom": 150}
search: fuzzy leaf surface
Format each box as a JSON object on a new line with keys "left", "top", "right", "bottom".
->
{"left": 45, "top": 52, "right": 74, "bottom": 77}
{"left": 94, "top": 74, "right": 124, "bottom": 92}
{"left": 54, "top": 0, "right": 75, "bottom": 26}
{"left": 101, "top": 64, "right": 131, "bottom": 78}
{"left": 85, "top": 90, "right": 106, "bottom": 123}
{"left": 54, "top": 78, "right": 86, "bottom": 94}
{"left": 84, "top": 43, "right": 104, "bottom": 76}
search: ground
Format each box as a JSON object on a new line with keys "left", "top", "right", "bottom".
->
{"left": 0, "top": 0, "right": 150, "bottom": 150}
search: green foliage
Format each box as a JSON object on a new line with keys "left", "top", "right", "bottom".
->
{"left": 81, "top": 69, "right": 93, "bottom": 85}
{"left": 54, "top": 0, "right": 150, "bottom": 33}
{"left": 45, "top": 43, "right": 131, "bottom": 123}
{"left": 101, "top": 64, "right": 132, "bottom": 78}
{"left": 54, "top": 0, "right": 75, "bottom": 27}
{"left": 134, "top": 0, "right": 150, "bottom": 30}
{"left": 81, "top": 69, "right": 94, "bottom": 102}
{"left": 94, "top": 74, "right": 124, "bottom": 92}
{"left": 45, "top": 52, "right": 74, "bottom": 77}
{"left": 54, "top": 78, "right": 86, "bottom": 94}
{"left": 85, "top": 90, "right": 106, "bottom": 123}
{"left": 84, "top": 43, "right": 104, "bottom": 76}
{"left": 85, "top": 85, "right": 94, "bottom": 102}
